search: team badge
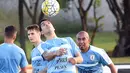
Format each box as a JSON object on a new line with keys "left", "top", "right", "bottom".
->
{"left": 90, "top": 55, "right": 95, "bottom": 61}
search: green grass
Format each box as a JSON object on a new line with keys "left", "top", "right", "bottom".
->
{"left": 111, "top": 57, "right": 130, "bottom": 64}
{"left": 92, "top": 32, "right": 117, "bottom": 51}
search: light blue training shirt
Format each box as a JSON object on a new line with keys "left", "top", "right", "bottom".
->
{"left": 0, "top": 43, "right": 28, "bottom": 73}
{"left": 31, "top": 41, "right": 53, "bottom": 73}
{"left": 76, "top": 45, "right": 112, "bottom": 73}
{"left": 45, "top": 37, "right": 79, "bottom": 73}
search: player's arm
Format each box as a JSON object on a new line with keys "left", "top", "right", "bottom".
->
{"left": 66, "top": 37, "right": 83, "bottom": 65}
{"left": 42, "top": 51, "right": 56, "bottom": 61}
{"left": 37, "top": 43, "right": 66, "bottom": 61}
{"left": 99, "top": 49, "right": 117, "bottom": 73}
{"left": 42, "top": 48, "right": 66, "bottom": 61}
{"left": 19, "top": 49, "right": 28, "bottom": 73}
{"left": 68, "top": 52, "right": 83, "bottom": 65}
{"left": 73, "top": 52, "right": 83, "bottom": 64}
{"left": 108, "top": 63, "right": 117, "bottom": 73}
{"left": 19, "top": 67, "right": 27, "bottom": 73}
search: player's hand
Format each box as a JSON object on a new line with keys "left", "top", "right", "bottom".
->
{"left": 68, "top": 58, "right": 77, "bottom": 65}
{"left": 55, "top": 48, "right": 66, "bottom": 56}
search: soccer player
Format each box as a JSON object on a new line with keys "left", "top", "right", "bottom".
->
{"left": 0, "top": 25, "right": 28, "bottom": 73}
{"left": 26, "top": 24, "right": 66, "bottom": 73}
{"left": 76, "top": 31, "right": 117, "bottom": 73}
{"left": 40, "top": 19, "right": 83, "bottom": 73}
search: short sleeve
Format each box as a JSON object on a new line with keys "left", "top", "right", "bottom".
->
{"left": 20, "top": 49, "right": 28, "bottom": 68}
{"left": 65, "top": 37, "right": 80, "bottom": 57}
{"left": 99, "top": 49, "right": 112, "bottom": 66}
{"left": 37, "top": 42, "right": 51, "bottom": 54}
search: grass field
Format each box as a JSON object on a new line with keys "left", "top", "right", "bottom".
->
{"left": 0, "top": 32, "right": 130, "bottom": 64}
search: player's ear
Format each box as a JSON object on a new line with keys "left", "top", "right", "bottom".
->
{"left": 13, "top": 34, "right": 17, "bottom": 40}
{"left": 88, "top": 38, "right": 91, "bottom": 43}
{"left": 39, "top": 31, "right": 41, "bottom": 36}
{"left": 41, "top": 31, "right": 44, "bottom": 35}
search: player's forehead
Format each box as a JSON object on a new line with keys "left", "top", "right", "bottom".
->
{"left": 77, "top": 32, "right": 89, "bottom": 39}
{"left": 27, "top": 29, "right": 38, "bottom": 34}
{"left": 41, "top": 20, "right": 50, "bottom": 25}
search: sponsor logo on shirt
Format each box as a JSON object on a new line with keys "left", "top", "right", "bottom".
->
{"left": 55, "top": 57, "right": 68, "bottom": 70}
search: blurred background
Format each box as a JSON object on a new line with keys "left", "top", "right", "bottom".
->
{"left": 0, "top": 0, "right": 130, "bottom": 65}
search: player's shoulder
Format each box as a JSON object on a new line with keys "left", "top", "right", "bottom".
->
{"left": 8, "top": 44, "right": 25, "bottom": 54}
{"left": 59, "top": 37, "right": 74, "bottom": 44}
{"left": 65, "top": 37, "right": 72, "bottom": 40}
{"left": 41, "top": 41, "right": 51, "bottom": 45}
{"left": 64, "top": 37, "right": 74, "bottom": 42}
{"left": 13, "top": 44, "right": 25, "bottom": 52}
{"left": 13, "top": 44, "right": 22, "bottom": 49}
{"left": 90, "top": 45, "right": 106, "bottom": 55}
{"left": 40, "top": 41, "right": 53, "bottom": 49}
{"left": 0, "top": 43, "right": 5, "bottom": 47}
{"left": 0, "top": 43, "right": 24, "bottom": 53}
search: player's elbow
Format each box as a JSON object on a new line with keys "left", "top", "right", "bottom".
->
{"left": 79, "top": 56, "right": 83, "bottom": 63}
{"left": 44, "top": 56, "right": 53, "bottom": 61}
{"left": 108, "top": 63, "right": 117, "bottom": 73}
{"left": 20, "top": 67, "right": 27, "bottom": 73}
{"left": 42, "top": 51, "right": 55, "bottom": 61}
{"left": 76, "top": 52, "right": 83, "bottom": 64}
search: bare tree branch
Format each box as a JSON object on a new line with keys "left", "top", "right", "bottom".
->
{"left": 32, "top": 0, "right": 39, "bottom": 23}
{"left": 86, "top": 0, "right": 94, "bottom": 12}
{"left": 23, "top": 0, "right": 33, "bottom": 18}
{"left": 113, "top": 0, "right": 123, "bottom": 18}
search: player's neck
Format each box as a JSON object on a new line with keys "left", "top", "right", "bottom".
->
{"left": 45, "top": 32, "right": 57, "bottom": 40}
{"left": 4, "top": 38, "right": 14, "bottom": 44}
{"left": 34, "top": 39, "right": 42, "bottom": 47}
{"left": 83, "top": 46, "right": 90, "bottom": 53}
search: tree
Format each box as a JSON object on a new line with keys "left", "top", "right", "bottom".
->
{"left": 18, "top": 0, "right": 45, "bottom": 63}
{"left": 23, "top": 0, "right": 44, "bottom": 24}
{"left": 19, "top": 0, "right": 26, "bottom": 54}
{"left": 74, "top": 0, "right": 94, "bottom": 31}
{"left": 106, "top": 0, "right": 130, "bottom": 57}
{"left": 91, "top": 0, "right": 104, "bottom": 45}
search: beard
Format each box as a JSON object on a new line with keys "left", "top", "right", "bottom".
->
{"left": 79, "top": 45, "right": 88, "bottom": 52}
{"left": 79, "top": 46, "right": 85, "bottom": 50}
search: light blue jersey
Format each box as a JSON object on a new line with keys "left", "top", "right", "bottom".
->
{"left": 45, "top": 37, "right": 79, "bottom": 73}
{"left": 77, "top": 45, "right": 112, "bottom": 73}
{"left": 0, "top": 43, "right": 28, "bottom": 73}
{"left": 31, "top": 42, "right": 53, "bottom": 73}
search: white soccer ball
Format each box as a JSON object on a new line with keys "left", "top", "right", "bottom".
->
{"left": 41, "top": 0, "right": 60, "bottom": 17}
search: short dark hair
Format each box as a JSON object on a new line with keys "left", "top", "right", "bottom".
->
{"left": 26, "top": 24, "right": 40, "bottom": 32}
{"left": 39, "top": 18, "right": 52, "bottom": 26}
{"left": 39, "top": 19, "right": 52, "bottom": 31}
{"left": 4, "top": 25, "right": 17, "bottom": 38}
{"left": 39, "top": 18, "right": 49, "bottom": 25}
